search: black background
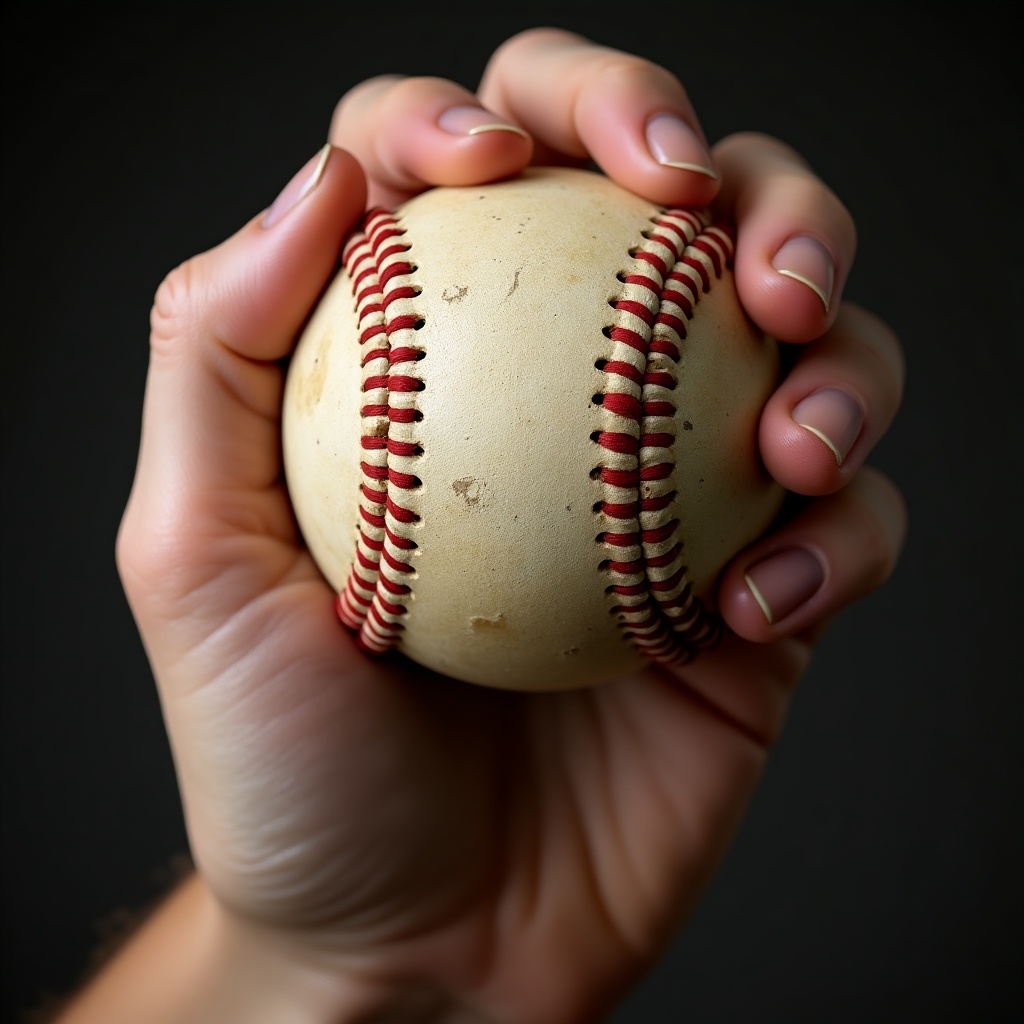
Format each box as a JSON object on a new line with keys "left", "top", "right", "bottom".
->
{"left": 2, "top": 3, "right": 1022, "bottom": 1022}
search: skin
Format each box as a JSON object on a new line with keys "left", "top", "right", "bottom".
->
{"left": 60, "top": 28, "right": 906, "bottom": 1024}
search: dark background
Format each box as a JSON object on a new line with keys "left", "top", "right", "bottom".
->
{"left": 2, "top": 3, "right": 1021, "bottom": 1022}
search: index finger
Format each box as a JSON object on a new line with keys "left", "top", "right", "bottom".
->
{"left": 477, "top": 27, "right": 720, "bottom": 208}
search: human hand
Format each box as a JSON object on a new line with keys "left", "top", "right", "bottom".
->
{"left": 110, "top": 27, "right": 906, "bottom": 1024}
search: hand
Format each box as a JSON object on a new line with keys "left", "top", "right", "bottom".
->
{"left": 105, "top": 27, "right": 905, "bottom": 1024}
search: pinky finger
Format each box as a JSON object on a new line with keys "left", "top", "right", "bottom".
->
{"left": 717, "top": 468, "right": 907, "bottom": 643}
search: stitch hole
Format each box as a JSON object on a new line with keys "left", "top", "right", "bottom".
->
{"left": 589, "top": 466, "right": 603, "bottom": 480}
{"left": 598, "top": 558, "right": 612, "bottom": 570}
{"left": 412, "top": 318, "right": 426, "bottom": 331}
{"left": 592, "top": 393, "right": 605, "bottom": 406}
{"left": 592, "top": 501, "right": 604, "bottom": 513}
{"left": 590, "top": 431, "right": 602, "bottom": 443}
{"left": 601, "top": 326, "right": 614, "bottom": 340}
{"left": 595, "top": 358, "right": 608, "bottom": 370}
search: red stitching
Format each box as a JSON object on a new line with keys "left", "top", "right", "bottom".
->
{"left": 334, "top": 208, "right": 424, "bottom": 653}
{"left": 595, "top": 213, "right": 736, "bottom": 666}
{"left": 334, "top": 193, "right": 732, "bottom": 671}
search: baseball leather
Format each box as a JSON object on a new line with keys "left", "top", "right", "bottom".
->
{"left": 283, "top": 167, "right": 785, "bottom": 690}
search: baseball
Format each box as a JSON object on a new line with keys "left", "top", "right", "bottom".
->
{"left": 282, "top": 167, "right": 785, "bottom": 691}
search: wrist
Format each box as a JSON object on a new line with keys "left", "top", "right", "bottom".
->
{"left": 56, "top": 874, "right": 443, "bottom": 1024}
{"left": 194, "top": 878, "right": 370, "bottom": 1024}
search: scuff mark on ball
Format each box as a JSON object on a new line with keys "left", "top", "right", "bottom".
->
{"left": 452, "top": 477, "right": 484, "bottom": 506}
{"left": 471, "top": 614, "right": 506, "bottom": 632}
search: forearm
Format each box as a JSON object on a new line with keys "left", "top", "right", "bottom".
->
{"left": 54, "top": 874, "right": 399, "bottom": 1024}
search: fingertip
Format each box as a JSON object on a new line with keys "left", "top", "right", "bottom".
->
{"left": 388, "top": 93, "right": 534, "bottom": 191}
{"left": 332, "top": 75, "right": 534, "bottom": 202}
{"left": 202, "top": 144, "right": 368, "bottom": 361}
{"left": 720, "top": 544, "right": 828, "bottom": 643}
{"left": 479, "top": 28, "right": 722, "bottom": 210}
{"left": 735, "top": 235, "right": 840, "bottom": 344}
{"left": 771, "top": 235, "right": 835, "bottom": 312}
{"left": 262, "top": 144, "right": 333, "bottom": 229}
{"left": 758, "top": 303, "right": 904, "bottom": 496}
{"left": 575, "top": 83, "right": 721, "bottom": 210}
{"left": 718, "top": 468, "right": 907, "bottom": 644}
{"left": 760, "top": 385, "right": 867, "bottom": 495}
{"left": 420, "top": 104, "right": 535, "bottom": 186}
{"left": 594, "top": 110, "right": 721, "bottom": 209}
{"left": 713, "top": 133, "right": 856, "bottom": 344}
{"left": 262, "top": 144, "right": 367, "bottom": 231}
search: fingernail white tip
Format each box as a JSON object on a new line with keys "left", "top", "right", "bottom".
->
{"left": 467, "top": 122, "right": 530, "bottom": 139}
{"left": 797, "top": 422, "right": 844, "bottom": 466}
{"left": 656, "top": 159, "right": 718, "bottom": 179}
{"left": 302, "top": 143, "right": 332, "bottom": 202}
{"left": 744, "top": 573, "right": 775, "bottom": 624}
{"left": 776, "top": 268, "right": 831, "bottom": 312}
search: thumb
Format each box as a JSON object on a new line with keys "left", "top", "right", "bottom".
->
{"left": 119, "top": 145, "right": 367, "bottom": 622}
{"left": 163, "top": 144, "right": 367, "bottom": 362}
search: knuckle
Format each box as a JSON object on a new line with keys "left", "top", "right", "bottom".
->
{"left": 115, "top": 500, "right": 163, "bottom": 608}
{"left": 150, "top": 257, "right": 200, "bottom": 358}
{"left": 115, "top": 510, "right": 153, "bottom": 607}
{"left": 858, "top": 510, "right": 894, "bottom": 589}
{"left": 482, "top": 28, "right": 685, "bottom": 102}
{"left": 849, "top": 472, "right": 906, "bottom": 589}
{"left": 782, "top": 173, "right": 856, "bottom": 246}
{"left": 867, "top": 306, "right": 906, "bottom": 378}
{"left": 380, "top": 75, "right": 462, "bottom": 112}
{"left": 114, "top": 507, "right": 137, "bottom": 592}
{"left": 116, "top": 499, "right": 205, "bottom": 613}
{"left": 827, "top": 194, "right": 857, "bottom": 254}
{"left": 330, "top": 74, "right": 407, "bottom": 138}
{"left": 487, "top": 26, "right": 582, "bottom": 67}
{"left": 837, "top": 304, "right": 907, "bottom": 407}
{"left": 598, "top": 53, "right": 681, "bottom": 94}
{"left": 865, "top": 331, "right": 905, "bottom": 412}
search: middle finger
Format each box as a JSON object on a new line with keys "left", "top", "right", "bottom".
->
{"left": 477, "top": 27, "right": 720, "bottom": 207}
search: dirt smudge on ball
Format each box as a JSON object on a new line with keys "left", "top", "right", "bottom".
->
{"left": 452, "top": 477, "right": 484, "bottom": 507}
{"left": 471, "top": 614, "right": 507, "bottom": 632}
{"left": 296, "top": 331, "right": 331, "bottom": 412}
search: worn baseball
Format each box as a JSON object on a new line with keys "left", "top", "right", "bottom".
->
{"left": 283, "top": 166, "right": 785, "bottom": 691}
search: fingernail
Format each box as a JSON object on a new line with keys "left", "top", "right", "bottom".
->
{"left": 744, "top": 548, "right": 825, "bottom": 625}
{"left": 771, "top": 235, "right": 835, "bottom": 312}
{"left": 438, "top": 106, "right": 529, "bottom": 138}
{"left": 263, "top": 144, "right": 331, "bottom": 228}
{"left": 645, "top": 114, "right": 717, "bottom": 178}
{"left": 791, "top": 388, "right": 864, "bottom": 467}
